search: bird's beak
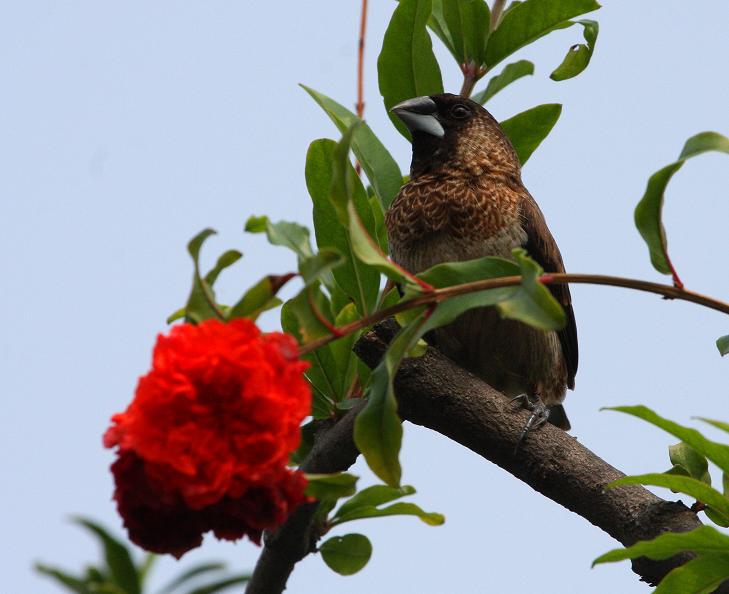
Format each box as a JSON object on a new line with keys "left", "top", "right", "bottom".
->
{"left": 391, "top": 96, "right": 445, "bottom": 138}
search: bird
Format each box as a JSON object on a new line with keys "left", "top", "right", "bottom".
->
{"left": 386, "top": 93, "right": 578, "bottom": 438}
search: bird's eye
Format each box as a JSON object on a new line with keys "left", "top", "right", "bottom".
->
{"left": 450, "top": 104, "right": 470, "bottom": 119}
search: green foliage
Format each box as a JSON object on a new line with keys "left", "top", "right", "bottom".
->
{"left": 305, "top": 138, "right": 380, "bottom": 315}
{"left": 500, "top": 104, "right": 562, "bottom": 165}
{"left": 634, "top": 132, "right": 729, "bottom": 277}
{"left": 717, "top": 335, "right": 729, "bottom": 356}
{"left": 471, "top": 59, "right": 534, "bottom": 104}
{"left": 484, "top": 0, "right": 601, "bottom": 69}
{"left": 35, "top": 518, "right": 250, "bottom": 594}
{"left": 596, "top": 408, "right": 729, "bottom": 590}
{"left": 311, "top": 482, "right": 443, "bottom": 577}
{"left": 183, "top": 229, "right": 224, "bottom": 323}
{"left": 354, "top": 319, "right": 423, "bottom": 486}
{"left": 379, "top": 0, "right": 444, "bottom": 138}
{"left": 441, "top": 0, "right": 491, "bottom": 65}
{"left": 594, "top": 527, "right": 729, "bottom": 594}
{"left": 301, "top": 86, "right": 402, "bottom": 209}
{"left": 550, "top": 20, "right": 599, "bottom": 81}
{"left": 305, "top": 473, "right": 359, "bottom": 501}
{"left": 319, "top": 534, "right": 373, "bottom": 576}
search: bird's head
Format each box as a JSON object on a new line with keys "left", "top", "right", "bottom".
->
{"left": 391, "top": 93, "right": 520, "bottom": 179}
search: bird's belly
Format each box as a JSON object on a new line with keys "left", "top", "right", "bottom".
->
{"left": 433, "top": 309, "right": 567, "bottom": 405}
{"left": 390, "top": 224, "right": 566, "bottom": 405}
{"left": 391, "top": 224, "right": 527, "bottom": 274}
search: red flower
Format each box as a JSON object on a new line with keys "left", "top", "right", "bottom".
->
{"left": 104, "top": 318, "right": 311, "bottom": 557}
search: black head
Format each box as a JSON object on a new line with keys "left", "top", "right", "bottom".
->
{"left": 391, "top": 93, "right": 518, "bottom": 178}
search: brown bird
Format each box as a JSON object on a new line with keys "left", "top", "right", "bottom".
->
{"left": 386, "top": 93, "right": 578, "bottom": 435}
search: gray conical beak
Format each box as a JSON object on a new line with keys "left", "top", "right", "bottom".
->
{"left": 391, "top": 96, "right": 445, "bottom": 138}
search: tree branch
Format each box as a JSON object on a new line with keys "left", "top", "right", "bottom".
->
{"left": 248, "top": 320, "right": 729, "bottom": 593}
{"left": 246, "top": 402, "right": 365, "bottom": 594}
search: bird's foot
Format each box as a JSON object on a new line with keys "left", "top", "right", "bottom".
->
{"left": 510, "top": 394, "right": 550, "bottom": 454}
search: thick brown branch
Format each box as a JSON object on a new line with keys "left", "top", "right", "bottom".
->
{"left": 248, "top": 322, "right": 729, "bottom": 592}
{"left": 246, "top": 402, "right": 364, "bottom": 594}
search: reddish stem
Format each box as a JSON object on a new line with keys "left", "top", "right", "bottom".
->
{"left": 665, "top": 253, "right": 685, "bottom": 290}
{"left": 354, "top": 0, "right": 368, "bottom": 176}
{"left": 307, "top": 289, "right": 344, "bottom": 338}
{"left": 297, "top": 272, "right": 729, "bottom": 358}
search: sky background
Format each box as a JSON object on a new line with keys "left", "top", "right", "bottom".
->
{"left": 2, "top": 2, "right": 729, "bottom": 593}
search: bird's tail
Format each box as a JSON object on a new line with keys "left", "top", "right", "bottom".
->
{"left": 548, "top": 405, "right": 571, "bottom": 430}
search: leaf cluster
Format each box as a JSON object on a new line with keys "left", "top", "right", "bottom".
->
{"left": 35, "top": 518, "right": 249, "bottom": 594}
{"left": 594, "top": 408, "right": 729, "bottom": 592}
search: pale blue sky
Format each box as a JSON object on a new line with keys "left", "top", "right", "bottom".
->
{"left": 2, "top": 2, "right": 729, "bottom": 593}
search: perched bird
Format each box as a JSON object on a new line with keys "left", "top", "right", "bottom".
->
{"left": 386, "top": 93, "right": 578, "bottom": 434}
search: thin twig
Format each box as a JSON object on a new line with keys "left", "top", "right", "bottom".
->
{"left": 354, "top": 0, "right": 368, "bottom": 176}
{"left": 298, "top": 273, "right": 729, "bottom": 357}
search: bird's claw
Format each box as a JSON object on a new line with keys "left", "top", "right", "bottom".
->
{"left": 511, "top": 394, "right": 550, "bottom": 454}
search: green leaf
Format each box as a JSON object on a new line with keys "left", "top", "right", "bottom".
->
{"left": 138, "top": 555, "right": 156, "bottom": 586}
{"left": 305, "top": 139, "right": 381, "bottom": 315}
{"left": 605, "top": 406, "right": 729, "bottom": 474}
{"left": 705, "top": 507, "right": 729, "bottom": 528}
{"left": 184, "top": 229, "right": 223, "bottom": 323}
{"left": 35, "top": 564, "right": 90, "bottom": 594}
{"left": 331, "top": 501, "right": 445, "bottom": 527}
{"left": 442, "top": 0, "right": 491, "bottom": 65}
{"left": 696, "top": 418, "right": 729, "bottom": 436}
{"left": 157, "top": 563, "right": 226, "bottom": 594}
{"left": 550, "top": 20, "right": 599, "bottom": 81}
{"left": 203, "top": 250, "right": 242, "bottom": 287}
{"left": 634, "top": 131, "right": 729, "bottom": 276}
{"left": 300, "top": 87, "right": 402, "bottom": 209}
{"left": 319, "top": 534, "right": 372, "bottom": 576}
{"left": 369, "top": 195, "right": 389, "bottom": 252}
{"left": 427, "top": 0, "right": 458, "bottom": 58}
{"left": 244, "top": 216, "right": 314, "bottom": 260}
{"left": 484, "top": 0, "right": 601, "bottom": 69}
{"left": 410, "top": 252, "right": 563, "bottom": 333}
{"left": 305, "top": 473, "right": 359, "bottom": 502}
{"left": 717, "top": 335, "right": 729, "bottom": 357}
{"left": 182, "top": 574, "right": 251, "bottom": 594}
{"left": 299, "top": 249, "right": 344, "bottom": 287}
{"left": 72, "top": 518, "right": 140, "bottom": 594}
{"left": 413, "top": 257, "right": 519, "bottom": 330}
{"left": 334, "top": 485, "right": 416, "bottom": 520}
{"left": 354, "top": 318, "right": 426, "bottom": 486}
{"left": 347, "top": 200, "right": 419, "bottom": 288}
{"left": 500, "top": 104, "right": 562, "bottom": 165}
{"left": 472, "top": 60, "right": 534, "bottom": 104}
{"left": 329, "top": 303, "right": 361, "bottom": 398}
{"left": 379, "top": 0, "right": 444, "bottom": 138}
{"left": 593, "top": 525, "right": 729, "bottom": 566}
{"left": 227, "top": 274, "right": 291, "bottom": 321}
{"left": 654, "top": 554, "right": 729, "bottom": 594}
{"left": 669, "top": 442, "right": 711, "bottom": 484}
{"left": 497, "top": 248, "right": 565, "bottom": 330}
{"left": 608, "top": 474, "right": 729, "bottom": 524}
{"left": 281, "top": 287, "right": 338, "bottom": 417}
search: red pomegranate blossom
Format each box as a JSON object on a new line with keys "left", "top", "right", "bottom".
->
{"left": 104, "top": 318, "right": 311, "bottom": 557}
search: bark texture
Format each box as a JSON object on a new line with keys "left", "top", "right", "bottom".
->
{"left": 246, "top": 320, "right": 727, "bottom": 593}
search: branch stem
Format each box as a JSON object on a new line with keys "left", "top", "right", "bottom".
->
{"left": 354, "top": 0, "right": 368, "bottom": 176}
{"left": 298, "top": 273, "right": 729, "bottom": 357}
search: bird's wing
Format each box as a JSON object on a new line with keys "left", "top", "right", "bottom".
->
{"left": 520, "top": 193, "right": 578, "bottom": 388}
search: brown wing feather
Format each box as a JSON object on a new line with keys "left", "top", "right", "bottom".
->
{"left": 520, "top": 193, "right": 578, "bottom": 388}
